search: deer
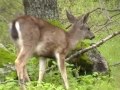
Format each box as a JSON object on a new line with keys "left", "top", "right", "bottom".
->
{"left": 9, "top": 11, "right": 95, "bottom": 90}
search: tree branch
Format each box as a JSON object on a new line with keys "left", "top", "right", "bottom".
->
{"left": 88, "top": 7, "right": 120, "bottom": 14}
{"left": 99, "top": 12, "right": 120, "bottom": 26}
{"left": 66, "top": 7, "right": 120, "bottom": 29}
{"left": 93, "top": 12, "right": 120, "bottom": 31}
{"left": 65, "top": 31, "right": 120, "bottom": 61}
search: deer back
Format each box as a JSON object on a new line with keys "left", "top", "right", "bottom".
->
{"left": 10, "top": 15, "right": 68, "bottom": 57}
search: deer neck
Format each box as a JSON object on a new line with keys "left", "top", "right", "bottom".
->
{"left": 67, "top": 26, "right": 83, "bottom": 49}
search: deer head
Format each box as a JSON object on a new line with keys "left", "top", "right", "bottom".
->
{"left": 66, "top": 11, "right": 95, "bottom": 49}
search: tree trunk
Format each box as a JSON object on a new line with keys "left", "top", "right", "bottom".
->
{"left": 22, "top": 0, "right": 59, "bottom": 19}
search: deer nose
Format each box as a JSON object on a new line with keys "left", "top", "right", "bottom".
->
{"left": 90, "top": 36, "right": 95, "bottom": 40}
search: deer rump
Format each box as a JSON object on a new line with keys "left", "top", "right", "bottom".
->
{"left": 10, "top": 15, "right": 68, "bottom": 58}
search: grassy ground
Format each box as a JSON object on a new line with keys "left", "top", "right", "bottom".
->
{"left": 98, "top": 34, "right": 120, "bottom": 89}
{"left": 0, "top": 33, "right": 119, "bottom": 90}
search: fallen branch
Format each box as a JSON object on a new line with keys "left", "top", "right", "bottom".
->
{"left": 65, "top": 31, "right": 120, "bottom": 61}
{"left": 110, "top": 62, "right": 120, "bottom": 67}
{"left": 0, "top": 80, "right": 18, "bottom": 84}
{"left": 46, "top": 31, "right": 119, "bottom": 72}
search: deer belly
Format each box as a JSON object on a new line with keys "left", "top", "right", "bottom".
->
{"left": 34, "top": 42, "right": 54, "bottom": 57}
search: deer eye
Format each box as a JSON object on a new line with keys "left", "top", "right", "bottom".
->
{"left": 88, "top": 28, "right": 90, "bottom": 30}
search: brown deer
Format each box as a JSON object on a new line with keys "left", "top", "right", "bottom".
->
{"left": 9, "top": 11, "right": 94, "bottom": 90}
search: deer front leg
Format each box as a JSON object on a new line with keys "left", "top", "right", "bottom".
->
{"left": 38, "top": 57, "right": 46, "bottom": 83}
{"left": 55, "top": 52, "right": 69, "bottom": 90}
{"left": 15, "top": 47, "right": 32, "bottom": 90}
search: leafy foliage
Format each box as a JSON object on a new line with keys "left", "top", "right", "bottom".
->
{"left": 0, "top": 71, "right": 117, "bottom": 90}
{"left": 0, "top": 47, "right": 15, "bottom": 67}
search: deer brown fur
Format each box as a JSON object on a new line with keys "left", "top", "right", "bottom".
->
{"left": 10, "top": 11, "right": 94, "bottom": 90}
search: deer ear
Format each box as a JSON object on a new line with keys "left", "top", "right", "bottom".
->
{"left": 66, "top": 10, "right": 77, "bottom": 23}
{"left": 81, "top": 13, "right": 89, "bottom": 23}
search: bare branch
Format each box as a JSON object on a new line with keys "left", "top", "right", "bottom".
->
{"left": 66, "top": 24, "right": 71, "bottom": 29}
{"left": 88, "top": 7, "right": 120, "bottom": 14}
{"left": 98, "top": 13, "right": 120, "bottom": 26}
{"left": 66, "top": 7, "right": 120, "bottom": 29}
{"left": 93, "top": 13, "right": 120, "bottom": 33}
{"left": 65, "top": 31, "right": 120, "bottom": 61}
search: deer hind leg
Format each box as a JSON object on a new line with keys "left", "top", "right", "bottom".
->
{"left": 15, "top": 47, "right": 32, "bottom": 90}
{"left": 23, "top": 66, "right": 30, "bottom": 82}
{"left": 55, "top": 52, "right": 69, "bottom": 90}
{"left": 38, "top": 57, "right": 46, "bottom": 83}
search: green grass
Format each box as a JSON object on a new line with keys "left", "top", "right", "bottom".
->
{"left": 97, "top": 34, "right": 120, "bottom": 89}
{"left": 98, "top": 36, "right": 120, "bottom": 64}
